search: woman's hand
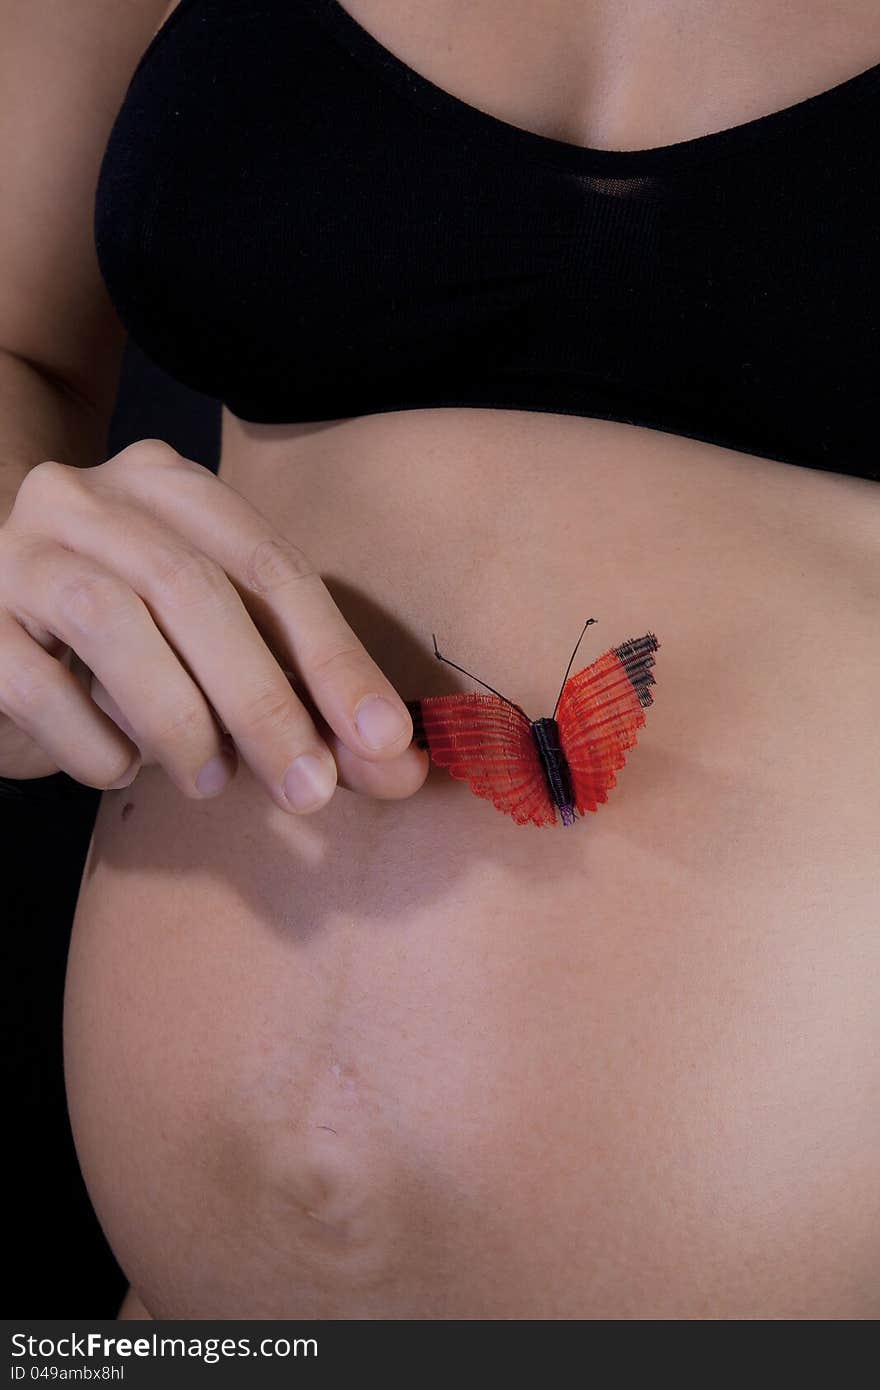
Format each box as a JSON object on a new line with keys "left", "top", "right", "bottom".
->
{"left": 0, "top": 440, "right": 428, "bottom": 811}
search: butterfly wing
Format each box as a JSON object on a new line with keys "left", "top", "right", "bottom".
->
{"left": 556, "top": 633, "right": 659, "bottom": 815}
{"left": 405, "top": 694, "right": 557, "bottom": 827}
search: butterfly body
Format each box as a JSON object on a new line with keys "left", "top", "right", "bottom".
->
{"left": 406, "top": 631, "right": 660, "bottom": 829}
{"left": 531, "top": 717, "right": 577, "bottom": 827}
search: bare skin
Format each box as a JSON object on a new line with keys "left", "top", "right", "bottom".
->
{"left": 117, "top": 1287, "right": 151, "bottom": 1320}
{"left": 65, "top": 0, "right": 879, "bottom": 1318}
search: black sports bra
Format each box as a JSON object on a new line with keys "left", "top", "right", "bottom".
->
{"left": 93, "top": 0, "right": 880, "bottom": 480}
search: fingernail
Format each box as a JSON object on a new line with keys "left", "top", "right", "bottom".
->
{"left": 107, "top": 758, "right": 141, "bottom": 790}
{"left": 195, "top": 749, "right": 235, "bottom": 797}
{"left": 283, "top": 753, "right": 336, "bottom": 811}
{"left": 354, "top": 694, "right": 410, "bottom": 750}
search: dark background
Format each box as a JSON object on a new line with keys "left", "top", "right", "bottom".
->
{"left": 2, "top": 341, "right": 220, "bottom": 1317}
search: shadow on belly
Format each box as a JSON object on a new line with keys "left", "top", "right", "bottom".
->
{"left": 77, "top": 568, "right": 705, "bottom": 947}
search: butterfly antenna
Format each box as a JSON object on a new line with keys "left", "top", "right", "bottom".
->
{"left": 431, "top": 633, "right": 530, "bottom": 720}
{"left": 551, "top": 618, "right": 598, "bottom": 720}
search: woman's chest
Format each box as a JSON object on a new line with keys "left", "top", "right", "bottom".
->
{"left": 109, "top": 3, "right": 880, "bottom": 470}
{"left": 319, "top": 0, "right": 880, "bottom": 150}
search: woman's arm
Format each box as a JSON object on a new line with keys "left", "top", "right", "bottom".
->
{"left": 0, "top": 0, "right": 174, "bottom": 502}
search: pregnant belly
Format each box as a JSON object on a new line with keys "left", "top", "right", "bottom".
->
{"left": 63, "top": 407, "right": 879, "bottom": 1319}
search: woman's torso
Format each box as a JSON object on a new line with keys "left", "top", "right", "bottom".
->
{"left": 64, "top": 0, "right": 880, "bottom": 1318}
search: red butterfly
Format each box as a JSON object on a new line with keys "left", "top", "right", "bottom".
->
{"left": 405, "top": 619, "right": 659, "bottom": 828}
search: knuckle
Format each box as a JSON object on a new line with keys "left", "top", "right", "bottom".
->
{"left": 122, "top": 438, "right": 181, "bottom": 468}
{"left": 13, "top": 458, "right": 75, "bottom": 511}
{"left": 240, "top": 681, "right": 303, "bottom": 737}
{"left": 12, "top": 460, "right": 108, "bottom": 531}
{"left": 55, "top": 569, "right": 139, "bottom": 638}
{"left": 308, "top": 641, "right": 364, "bottom": 687}
{"left": 22, "top": 457, "right": 68, "bottom": 488}
{"left": 149, "top": 546, "right": 230, "bottom": 611}
{"left": 146, "top": 698, "right": 209, "bottom": 748}
{"left": 0, "top": 657, "right": 58, "bottom": 721}
{"left": 243, "top": 536, "right": 315, "bottom": 597}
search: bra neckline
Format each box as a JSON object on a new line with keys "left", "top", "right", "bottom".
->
{"left": 308, "top": 0, "right": 880, "bottom": 173}
{"left": 134, "top": 0, "right": 880, "bottom": 176}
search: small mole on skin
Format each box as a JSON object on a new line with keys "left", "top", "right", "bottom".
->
{"left": 121, "top": 802, "right": 135, "bottom": 821}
